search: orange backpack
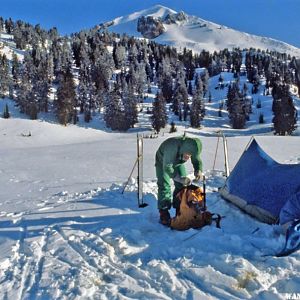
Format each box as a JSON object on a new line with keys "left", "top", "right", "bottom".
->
{"left": 170, "top": 185, "right": 220, "bottom": 231}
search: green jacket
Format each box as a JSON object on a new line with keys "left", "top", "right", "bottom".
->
{"left": 155, "top": 136, "right": 202, "bottom": 178}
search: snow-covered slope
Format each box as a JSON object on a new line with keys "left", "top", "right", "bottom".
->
{"left": 1, "top": 101, "right": 300, "bottom": 298}
{"left": 0, "top": 32, "right": 24, "bottom": 60}
{"left": 105, "top": 5, "right": 300, "bottom": 57}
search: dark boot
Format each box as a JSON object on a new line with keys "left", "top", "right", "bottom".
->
{"left": 159, "top": 209, "right": 171, "bottom": 226}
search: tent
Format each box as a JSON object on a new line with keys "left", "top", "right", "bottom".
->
{"left": 219, "top": 138, "right": 300, "bottom": 224}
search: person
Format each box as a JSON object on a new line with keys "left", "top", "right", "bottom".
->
{"left": 155, "top": 135, "right": 203, "bottom": 225}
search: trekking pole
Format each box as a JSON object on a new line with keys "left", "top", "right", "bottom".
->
{"left": 203, "top": 175, "right": 206, "bottom": 211}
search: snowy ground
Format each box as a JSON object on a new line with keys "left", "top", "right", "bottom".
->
{"left": 0, "top": 96, "right": 300, "bottom": 300}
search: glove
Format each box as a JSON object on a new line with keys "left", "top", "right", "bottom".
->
{"left": 194, "top": 170, "right": 203, "bottom": 181}
{"left": 174, "top": 175, "right": 191, "bottom": 186}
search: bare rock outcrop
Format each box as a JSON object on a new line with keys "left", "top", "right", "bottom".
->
{"left": 137, "top": 16, "right": 165, "bottom": 39}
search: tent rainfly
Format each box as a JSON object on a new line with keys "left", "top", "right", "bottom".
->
{"left": 219, "top": 138, "right": 300, "bottom": 224}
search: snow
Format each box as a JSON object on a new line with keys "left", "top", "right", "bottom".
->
{"left": 1, "top": 86, "right": 300, "bottom": 299}
{"left": 0, "top": 32, "right": 24, "bottom": 61}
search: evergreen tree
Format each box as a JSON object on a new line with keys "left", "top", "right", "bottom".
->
{"left": 104, "top": 86, "right": 129, "bottom": 131}
{"left": 128, "top": 61, "right": 147, "bottom": 95}
{"left": 56, "top": 68, "right": 76, "bottom": 125}
{"left": 190, "top": 79, "right": 205, "bottom": 128}
{"left": 0, "top": 17, "right": 4, "bottom": 31}
{"left": 231, "top": 101, "right": 246, "bottom": 129}
{"left": 190, "top": 91, "right": 203, "bottom": 128}
{"left": 172, "top": 80, "right": 188, "bottom": 117}
{"left": 161, "top": 73, "right": 173, "bottom": 103}
{"left": 113, "top": 43, "right": 126, "bottom": 69}
{"left": 200, "top": 69, "right": 210, "bottom": 96}
{"left": 272, "top": 84, "right": 297, "bottom": 135}
{"left": 227, "top": 82, "right": 247, "bottom": 129}
{"left": 123, "top": 83, "right": 138, "bottom": 128}
{"left": 34, "top": 51, "right": 52, "bottom": 113}
{"left": 0, "top": 54, "right": 11, "bottom": 98}
{"left": 5, "top": 18, "right": 14, "bottom": 34}
{"left": 3, "top": 103, "right": 10, "bottom": 119}
{"left": 91, "top": 43, "right": 113, "bottom": 93}
{"left": 15, "top": 52, "right": 35, "bottom": 115}
{"left": 11, "top": 53, "right": 21, "bottom": 82}
{"left": 151, "top": 92, "right": 168, "bottom": 133}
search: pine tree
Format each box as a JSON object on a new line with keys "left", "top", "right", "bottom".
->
{"left": 3, "top": 103, "right": 10, "bottom": 118}
{"left": 0, "top": 17, "right": 4, "bottom": 32}
{"left": 15, "top": 54, "right": 33, "bottom": 115}
{"left": 0, "top": 54, "right": 11, "bottom": 98}
{"left": 104, "top": 87, "right": 129, "bottom": 131}
{"left": 11, "top": 53, "right": 21, "bottom": 82}
{"left": 190, "top": 80, "right": 205, "bottom": 128}
{"left": 272, "top": 84, "right": 297, "bottom": 135}
{"left": 123, "top": 83, "right": 138, "bottom": 128}
{"left": 5, "top": 18, "right": 14, "bottom": 34}
{"left": 172, "top": 80, "right": 188, "bottom": 117}
{"left": 129, "top": 61, "right": 147, "bottom": 95}
{"left": 113, "top": 44, "right": 126, "bottom": 69}
{"left": 151, "top": 92, "right": 168, "bottom": 133}
{"left": 200, "top": 69, "right": 210, "bottom": 96}
{"left": 34, "top": 51, "right": 52, "bottom": 113}
{"left": 161, "top": 73, "right": 173, "bottom": 103}
{"left": 227, "top": 83, "right": 247, "bottom": 129}
{"left": 56, "top": 68, "right": 76, "bottom": 125}
{"left": 190, "top": 91, "right": 203, "bottom": 128}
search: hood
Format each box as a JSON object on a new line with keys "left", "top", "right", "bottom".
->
{"left": 179, "top": 137, "right": 202, "bottom": 158}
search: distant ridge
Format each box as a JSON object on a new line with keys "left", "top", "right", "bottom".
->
{"left": 103, "top": 5, "right": 300, "bottom": 57}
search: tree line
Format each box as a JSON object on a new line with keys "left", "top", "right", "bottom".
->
{"left": 0, "top": 16, "right": 298, "bottom": 135}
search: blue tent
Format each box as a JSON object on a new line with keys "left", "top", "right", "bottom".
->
{"left": 220, "top": 138, "right": 300, "bottom": 224}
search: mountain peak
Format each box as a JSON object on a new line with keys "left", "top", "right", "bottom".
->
{"left": 107, "top": 6, "right": 300, "bottom": 57}
{"left": 141, "top": 4, "right": 177, "bottom": 17}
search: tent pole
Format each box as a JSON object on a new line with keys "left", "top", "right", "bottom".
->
{"left": 244, "top": 136, "right": 254, "bottom": 151}
{"left": 137, "top": 134, "right": 148, "bottom": 208}
{"left": 222, "top": 132, "right": 230, "bottom": 177}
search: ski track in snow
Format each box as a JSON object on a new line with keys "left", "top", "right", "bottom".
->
{"left": 1, "top": 173, "right": 298, "bottom": 299}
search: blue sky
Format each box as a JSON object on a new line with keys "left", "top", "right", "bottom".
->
{"left": 1, "top": 0, "right": 300, "bottom": 47}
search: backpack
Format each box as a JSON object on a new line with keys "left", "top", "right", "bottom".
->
{"left": 170, "top": 184, "right": 221, "bottom": 231}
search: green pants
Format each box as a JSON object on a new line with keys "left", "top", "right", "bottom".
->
{"left": 156, "top": 163, "right": 187, "bottom": 210}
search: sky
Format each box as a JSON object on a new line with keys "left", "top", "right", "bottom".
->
{"left": 1, "top": 0, "right": 300, "bottom": 47}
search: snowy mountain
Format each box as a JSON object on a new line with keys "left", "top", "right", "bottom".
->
{"left": 103, "top": 5, "right": 300, "bottom": 57}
